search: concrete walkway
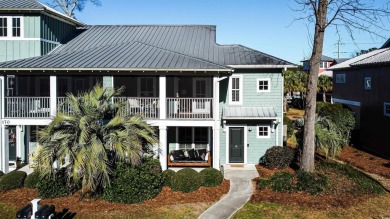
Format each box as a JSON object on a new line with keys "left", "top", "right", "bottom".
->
{"left": 199, "top": 165, "right": 259, "bottom": 219}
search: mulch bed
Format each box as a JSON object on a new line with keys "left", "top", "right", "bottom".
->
{"left": 251, "top": 164, "right": 376, "bottom": 210}
{"left": 0, "top": 180, "right": 229, "bottom": 215}
{"left": 338, "top": 146, "right": 390, "bottom": 178}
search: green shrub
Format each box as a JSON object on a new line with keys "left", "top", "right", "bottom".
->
{"left": 102, "top": 158, "right": 163, "bottom": 204}
{"left": 264, "top": 146, "right": 295, "bottom": 169}
{"left": 316, "top": 102, "right": 355, "bottom": 153}
{"left": 37, "top": 168, "right": 77, "bottom": 198}
{"left": 269, "top": 172, "right": 295, "bottom": 192}
{"left": 284, "top": 115, "right": 295, "bottom": 138}
{"left": 0, "top": 171, "right": 4, "bottom": 178}
{"left": 199, "top": 168, "right": 223, "bottom": 187}
{"left": 24, "top": 172, "right": 40, "bottom": 189}
{"left": 162, "top": 169, "right": 176, "bottom": 187}
{"left": 171, "top": 168, "right": 201, "bottom": 193}
{"left": 296, "top": 171, "right": 328, "bottom": 195}
{"left": 257, "top": 179, "right": 271, "bottom": 189}
{"left": 0, "top": 171, "right": 27, "bottom": 190}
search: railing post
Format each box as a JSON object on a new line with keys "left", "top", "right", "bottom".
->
{"left": 159, "top": 75, "right": 166, "bottom": 120}
{"left": 50, "top": 76, "right": 57, "bottom": 118}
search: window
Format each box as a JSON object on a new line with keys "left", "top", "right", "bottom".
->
{"left": 12, "top": 17, "right": 21, "bottom": 37}
{"left": 257, "top": 126, "right": 270, "bottom": 138}
{"left": 229, "top": 75, "right": 242, "bottom": 104}
{"left": 178, "top": 127, "right": 192, "bottom": 150}
{"left": 257, "top": 79, "right": 270, "bottom": 92}
{"left": 194, "top": 127, "right": 208, "bottom": 149}
{"left": 0, "top": 17, "right": 7, "bottom": 37}
{"left": 336, "top": 74, "right": 346, "bottom": 83}
{"left": 385, "top": 103, "right": 390, "bottom": 117}
{"left": 0, "top": 16, "right": 22, "bottom": 38}
{"left": 320, "top": 62, "right": 328, "bottom": 69}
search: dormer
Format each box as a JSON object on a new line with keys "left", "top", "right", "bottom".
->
{"left": 0, "top": 0, "right": 84, "bottom": 62}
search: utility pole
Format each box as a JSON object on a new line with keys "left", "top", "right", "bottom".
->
{"left": 333, "top": 40, "right": 346, "bottom": 58}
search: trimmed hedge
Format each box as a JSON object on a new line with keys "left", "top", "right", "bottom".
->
{"left": 199, "top": 168, "right": 223, "bottom": 187}
{"left": 263, "top": 146, "right": 295, "bottom": 169}
{"left": 0, "top": 171, "right": 4, "bottom": 178}
{"left": 0, "top": 171, "right": 27, "bottom": 190}
{"left": 37, "top": 168, "right": 77, "bottom": 198}
{"left": 102, "top": 158, "right": 163, "bottom": 204}
{"left": 24, "top": 172, "right": 40, "bottom": 189}
{"left": 162, "top": 169, "right": 176, "bottom": 187}
{"left": 171, "top": 168, "right": 201, "bottom": 193}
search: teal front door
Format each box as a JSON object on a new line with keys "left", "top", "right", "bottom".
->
{"left": 229, "top": 127, "right": 244, "bottom": 163}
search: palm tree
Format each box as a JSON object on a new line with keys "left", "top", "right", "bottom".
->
{"left": 36, "top": 84, "right": 159, "bottom": 194}
{"left": 317, "top": 75, "right": 333, "bottom": 102}
{"left": 315, "top": 114, "right": 343, "bottom": 158}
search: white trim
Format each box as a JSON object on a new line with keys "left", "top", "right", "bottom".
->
{"left": 256, "top": 78, "right": 271, "bottom": 92}
{"left": 159, "top": 76, "right": 166, "bottom": 120}
{"left": 2, "top": 68, "right": 231, "bottom": 72}
{"left": 146, "top": 120, "right": 214, "bottom": 127}
{"left": 159, "top": 125, "right": 167, "bottom": 171}
{"left": 384, "top": 102, "right": 390, "bottom": 117}
{"left": 0, "top": 38, "right": 61, "bottom": 45}
{"left": 256, "top": 126, "right": 271, "bottom": 139}
{"left": 228, "top": 65, "right": 297, "bottom": 69}
{"left": 333, "top": 98, "right": 361, "bottom": 107}
{"left": 229, "top": 75, "right": 243, "bottom": 105}
{"left": 225, "top": 125, "right": 247, "bottom": 164}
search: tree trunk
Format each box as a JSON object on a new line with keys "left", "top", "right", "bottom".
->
{"left": 301, "top": 0, "right": 328, "bottom": 172}
{"left": 323, "top": 92, "right": 326, "bottom": 103}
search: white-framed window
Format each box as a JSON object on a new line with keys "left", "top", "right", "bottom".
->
{"left": 335, "top": 73, "right": 346, "bottom": 83}
{"left": 0, "top": 16, "right": 23, "bottom": 38}
{"left": 229, "top": 75, "right": 243, "bottom": 105}
{"left": 320, "top": 61, "right": 328, "bottom": 69}
{"left": 384, "top": 102, "right": 390, "bottom": 117}
{"left": 257, "top": 79, "right": 271, "bottom": 92}
{"left": 257, "top": 126, "right": 270, "bottom": 138}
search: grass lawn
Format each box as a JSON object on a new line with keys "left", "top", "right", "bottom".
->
{"left": 233, "top": 194, "right": 390, "bottom": 219}
{"left": 0, "top": 202, "right": 211, "bottom": 219}
{"left": 286, "top": 108, "right": 305, "bottom": 120}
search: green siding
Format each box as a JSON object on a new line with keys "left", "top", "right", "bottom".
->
{"left": 219, "top": 70, "right": 284, "bottom": 164}
{"left": 24, "top": 15, "right": 40, "bottom": 38}
{"left": 41, "top": 15, "right": 75, "bottom": 43}
{"left": 0, "top": 40, "right": 40, "bottom": 62}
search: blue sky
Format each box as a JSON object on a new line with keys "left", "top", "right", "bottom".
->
{"left": 45, "top": 0, "right": 390, "bottom": 64}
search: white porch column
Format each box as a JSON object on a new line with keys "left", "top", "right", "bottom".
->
{"left": 16, "top": 125, "right": 22, "bottom": 159}
{"left": 159, "top": 126, "right": 167, "bottom": 170}
{"left": 213, "top": 75, "right": 220, "bottom": 169}
{"left": 159, "top": 75, "right": 166, "bottom": 120}
{"left": 1, "top": 125, "right": 9, "bottom": 173}
{"left": 50, "top": 76, "right": 57, "bottom": 117}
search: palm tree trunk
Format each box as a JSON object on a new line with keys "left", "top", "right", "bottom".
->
{"left": 301, "top": 0, "right": 328, "bottom": 172}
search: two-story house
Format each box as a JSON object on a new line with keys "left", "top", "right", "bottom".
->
{"left": 301, "top": 55, "right": 334, "bottom": 74}
{"left": 0, "top": 0, "right": 295, "bottom": 173}
{"left": 330, "top": 43, "right": 390, "bottom": 159}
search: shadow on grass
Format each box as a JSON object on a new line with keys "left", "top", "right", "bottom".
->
{"left": 55, "top": 208, "right": 77, "bottom": 219}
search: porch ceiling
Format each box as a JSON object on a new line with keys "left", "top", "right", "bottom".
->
{"left": 222, "top": 107, "right": 278, "bottom": 120}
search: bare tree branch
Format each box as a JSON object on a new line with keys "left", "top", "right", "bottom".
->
{"left": 50, "top": 0, "right": 101, "bottom": 17}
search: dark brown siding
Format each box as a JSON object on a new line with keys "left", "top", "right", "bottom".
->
{"left": 333, "top": 66, "right": 390, "bottom": 158}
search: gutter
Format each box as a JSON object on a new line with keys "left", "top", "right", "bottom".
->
{"left": 228, "top": 65, "right": 297, "bottom": 69}
{"left": 1, "top": 68, "right": 232, "bottom": 73}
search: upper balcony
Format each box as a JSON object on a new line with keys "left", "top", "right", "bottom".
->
{"left": 3, "top": 75, "right": 214, "bottom": 120}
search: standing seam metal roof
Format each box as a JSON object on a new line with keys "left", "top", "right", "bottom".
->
{"left": 0, "top": 41, "right": 231, "bottom": 70}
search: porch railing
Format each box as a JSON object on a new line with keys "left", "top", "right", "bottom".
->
{"left": 57, "top": 97, "right": 72, "bottom": 115}
{"left": 5, "top": 97, "right": 51, "bottom": 118}
{"left": 113, "top": 97, "right": 159, "bottom": 119}
{"left": 167, "top": 98, "right": 213, "bottom": 119}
